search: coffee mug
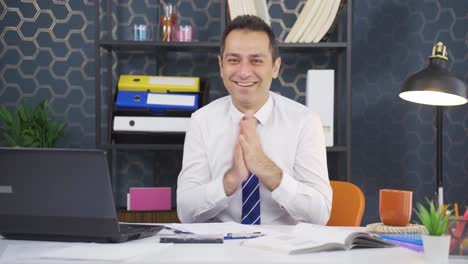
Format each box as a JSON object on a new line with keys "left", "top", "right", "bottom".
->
{"left": 379, "top": 189, "right": 413, "bottom": 226}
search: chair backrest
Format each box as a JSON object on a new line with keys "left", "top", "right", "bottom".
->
{"left": 326, "top": 181, "right": 365, "bottom": 227}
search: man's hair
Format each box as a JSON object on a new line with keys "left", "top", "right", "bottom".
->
{"left": 220, "top": 15, "right": 279, "bottom": 62}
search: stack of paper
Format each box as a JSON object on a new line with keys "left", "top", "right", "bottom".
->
{"left": 227, "top": 0, "right": 270, "bottom": 25}
{"left": 285, "top": 0, "right": 343, "bottom": 43}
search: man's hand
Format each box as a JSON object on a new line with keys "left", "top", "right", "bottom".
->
{"left": 223, "top": 141, "right": 249, "bottom": 196}
{"left": 238, "top": 116, "right": 282, "bottom": 191}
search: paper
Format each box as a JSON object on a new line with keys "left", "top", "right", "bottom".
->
{"left": 165, "top": 222, "right": 275, "bottom": 236}
{"left": 40, "top": 243, "right": 171, "bottom": 261}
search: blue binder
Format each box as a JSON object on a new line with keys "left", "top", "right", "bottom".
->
{"left": 116, "top": 91, "right": 199, "bottom": 113}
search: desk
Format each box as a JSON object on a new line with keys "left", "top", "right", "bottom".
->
{"left": 1, "top": 225, "right": 466, "bottom": 264}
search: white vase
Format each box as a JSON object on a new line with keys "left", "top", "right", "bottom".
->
{"left": 422, "top": 234, "right": 450, "bottom": 263}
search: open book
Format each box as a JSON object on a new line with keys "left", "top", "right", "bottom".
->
{"left": 241, "top": 223, "right": 394, "bottom": 254}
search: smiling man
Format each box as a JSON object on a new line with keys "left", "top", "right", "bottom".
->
{"left": 177, "top": 15, "right": 332, "bottom": 225}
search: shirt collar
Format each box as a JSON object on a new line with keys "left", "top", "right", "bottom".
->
{"left": 229, "top": 92, "right": 274, "bottom": 125}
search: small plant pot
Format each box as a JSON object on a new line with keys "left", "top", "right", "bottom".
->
{"left": 422, "top": 234, "right": 450, "bottom": 263}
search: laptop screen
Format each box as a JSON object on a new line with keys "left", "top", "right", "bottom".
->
{"left": 0, "top": 148, "right": 120, "bottom": 237}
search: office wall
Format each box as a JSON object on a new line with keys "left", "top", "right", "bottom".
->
{"left": 0, "top": 1, "right": 466, "bottom": 224}
{"left": 352, "top": 0, "right": 467, "bottom": 224}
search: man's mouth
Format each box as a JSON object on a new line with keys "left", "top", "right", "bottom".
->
{"left": 234, "top": 81, "right": 257, "bottom": 87}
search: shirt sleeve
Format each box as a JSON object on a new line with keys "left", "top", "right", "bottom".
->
{"left": 271, "top": 112, "right": 332, "bottom": 225}
{"left": 176, "top": 113, "right": 233, "bottom": 223}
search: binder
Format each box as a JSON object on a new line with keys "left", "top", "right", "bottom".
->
{"left": 306, "top": 69, "right": 334, "bottom": 147}
{"left": 115, "top": 91, "right": 199, "bottom": 113}
{"left": 113, "top": 116, "right": 191, "bottom": 133}
{"left": 118, "top": 75, "right": 200, "bottom": 92}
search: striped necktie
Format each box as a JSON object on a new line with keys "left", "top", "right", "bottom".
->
{"left": 241, "top": 172, "right": 261, "bottom": 225}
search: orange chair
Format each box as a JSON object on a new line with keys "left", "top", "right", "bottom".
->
{"left": 326, "top": 181, "right": 365, "bottom": 227}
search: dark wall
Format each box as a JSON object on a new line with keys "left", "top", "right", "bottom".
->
{"left": 1, "top": 0, "right": 466, "bottom": 224}
{"left": 352, "top": 0, "right": 467, "bottom": 224}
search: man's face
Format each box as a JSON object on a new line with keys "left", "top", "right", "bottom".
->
{"left": 219, "top": 29, "right": 281, "bottom": 110}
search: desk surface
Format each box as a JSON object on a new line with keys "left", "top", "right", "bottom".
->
{"left": 0, "top": 225, "right": 466, "bottom": 264}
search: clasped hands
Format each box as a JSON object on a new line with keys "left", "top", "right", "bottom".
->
{"left": 223, "top": 116, "right": 282, "bottom": 196}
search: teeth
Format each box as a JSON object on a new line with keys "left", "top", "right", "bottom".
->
{"left": 237, "top": 82, "right": 254, "bottom": 87}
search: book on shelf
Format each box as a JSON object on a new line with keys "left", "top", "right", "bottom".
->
{"left": 113, "top": 116, "right": 191, "bottom": 133}
{"left": 240, "top": 223, "right": 394, "bottom": 254}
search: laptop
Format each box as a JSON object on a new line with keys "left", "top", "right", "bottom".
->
{"left": 0, "top": 147, "right": 164, "bottom": 243}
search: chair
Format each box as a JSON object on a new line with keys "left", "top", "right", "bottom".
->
{"left": 326, "top": 181, "right": 365, "bottom": 227}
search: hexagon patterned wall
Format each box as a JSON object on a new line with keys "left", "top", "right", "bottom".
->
{"left": 1, "top": 0, "right": 466, "bottom": 223}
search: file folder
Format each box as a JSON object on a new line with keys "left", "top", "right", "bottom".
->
{"left": 118, "top": 75, "right": 200, "bottom": 92}
{"left": 115, "top": 91, "right": 199, "bottom": 113}
{"left": 113, "top": 116, "right": 191, "bottom": 133}
{"left": 306, "top": 69, "right": 334, "bottom": 147}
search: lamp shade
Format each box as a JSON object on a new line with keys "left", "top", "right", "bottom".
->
{"left": 399, "top": 42, "right": 467, "bottom": 106}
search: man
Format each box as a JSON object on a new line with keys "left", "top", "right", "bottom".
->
{"left": 177, "top": 15, "right": 332, "bottom": 225}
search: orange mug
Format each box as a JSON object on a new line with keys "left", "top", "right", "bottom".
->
{"left": 379, "top": 189, "right": 413, "bottom": 226}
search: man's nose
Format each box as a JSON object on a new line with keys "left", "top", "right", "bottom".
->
{"left": 238, "top": 61, "right": 253, "bottom": 78}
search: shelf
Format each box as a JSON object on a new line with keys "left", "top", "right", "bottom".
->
{"left": 278, "top": 42, "right": 347, "bottom": 51}
{"left": 99, "top": 40, "right": 219, "bottom": 52}
{"left": 100, "top": 143, "right": 184, "bottom": 150}
{"left": 99, "top": 40, "right": 347, "bottom": 52}
{"left": 326, "top": 146, "right": 347, "bottom": 152}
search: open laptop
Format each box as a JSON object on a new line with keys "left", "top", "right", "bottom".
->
{"left": 0, "top": 147, "right": 164, "bottom": 243}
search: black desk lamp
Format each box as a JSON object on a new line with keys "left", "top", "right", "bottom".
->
{"left": 399, "top": 41, "right": 467, "bottom": 207}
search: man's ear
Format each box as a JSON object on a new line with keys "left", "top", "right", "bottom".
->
{"left": 272, "top": 57, "right": 281, "bottom": 79}
{"left": 218, "top": 55, "right": 223, "bottom": 77}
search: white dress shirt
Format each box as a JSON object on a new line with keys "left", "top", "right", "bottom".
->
{"left": 177, "top": 92, "right": 332, "bottom": 225}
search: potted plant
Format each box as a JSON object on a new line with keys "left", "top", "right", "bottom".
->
{"left": 0, "top": 100, "right": 66, "bottom": 147}
{"left": 414, "top": 198, "right": 451, "bottom": 262}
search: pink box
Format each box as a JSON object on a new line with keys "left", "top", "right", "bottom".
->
{"left": 128, "top": 187, "right": 171, "bottom": 211}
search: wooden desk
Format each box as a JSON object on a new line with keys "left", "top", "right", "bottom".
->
{"left": 117, "top": 209, "right": 180, "bottom": 223}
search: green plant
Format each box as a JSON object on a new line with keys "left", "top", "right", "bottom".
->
{"left": 414, "top": 198, "right": 451, "bottom": 236}
{"left": 0, "top": 100, "right": 66, "bottom": 147}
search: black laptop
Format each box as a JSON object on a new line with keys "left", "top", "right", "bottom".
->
{"left": 0, "top": 147, "right": 163, "bottom": 243}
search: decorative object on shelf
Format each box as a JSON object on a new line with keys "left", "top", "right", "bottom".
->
{"left": 160, "top": 2, "right": 178, "bottom": 42}
{"left": 285, "top": 0, "right": 344, "bottom": 43}
{"left": 133, "top": 24, "right": 151, "bottom": 41}
{"left": 399, "top": 41, "right": 467, "bottom": 207}
{"left": 0, "top": 100, "right": 66, "bottom": 148}
{"left": 414, "top": 198, "right": 452, "bottom": 262}
{"left": 227, "top": 0, "right": 270, "bottom": 26}
{"left": 306, "top": 69, "right": 334, "bottom": 147}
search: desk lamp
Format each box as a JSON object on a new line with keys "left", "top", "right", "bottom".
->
{"left": 399, "top": 41, "right": 467, "bottom": 207}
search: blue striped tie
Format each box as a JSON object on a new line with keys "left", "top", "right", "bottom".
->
{"left": 241, "top": 172, "right": 261, "bottom": 225}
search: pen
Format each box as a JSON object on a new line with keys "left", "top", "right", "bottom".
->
{"left": 454, "top": 203, "right": 459, "bottom": 219}
{"left": 224, "top": 232, "right": 264, "bottom": 240}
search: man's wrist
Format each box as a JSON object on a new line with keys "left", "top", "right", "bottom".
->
{"left": 255, "top": 155, "right": 282, "bottom": 191}
{"left": 223, "top": 169, "right": 240, "bottom": 197}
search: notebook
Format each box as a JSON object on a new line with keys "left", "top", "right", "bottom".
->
{"left": 0, "top": 147, "right": 163, "bottom": 243}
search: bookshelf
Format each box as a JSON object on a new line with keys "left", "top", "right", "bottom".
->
{"left": 94, "top": 0, "right": 352, "bottom": 211}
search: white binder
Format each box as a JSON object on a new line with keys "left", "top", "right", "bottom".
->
{"left": 113, "top": 116, "right": 191, "bottom": 133}
{"left": 306, "top": 70, "right": 334, "bottom": 147}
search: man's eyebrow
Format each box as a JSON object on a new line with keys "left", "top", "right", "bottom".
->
{"left": 223, "top": 53, "right": 267, "bottom": 58}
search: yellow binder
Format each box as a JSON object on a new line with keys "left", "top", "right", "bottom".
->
{"left": 118, "top": 75, "right": 200, "bottom": 92}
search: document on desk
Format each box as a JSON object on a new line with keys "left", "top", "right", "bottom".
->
{"left": 40, "top": 243, "right": 172, "bottom": 261}
{"left": 165, "top": 222, "right": 276, "bottom": 238}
